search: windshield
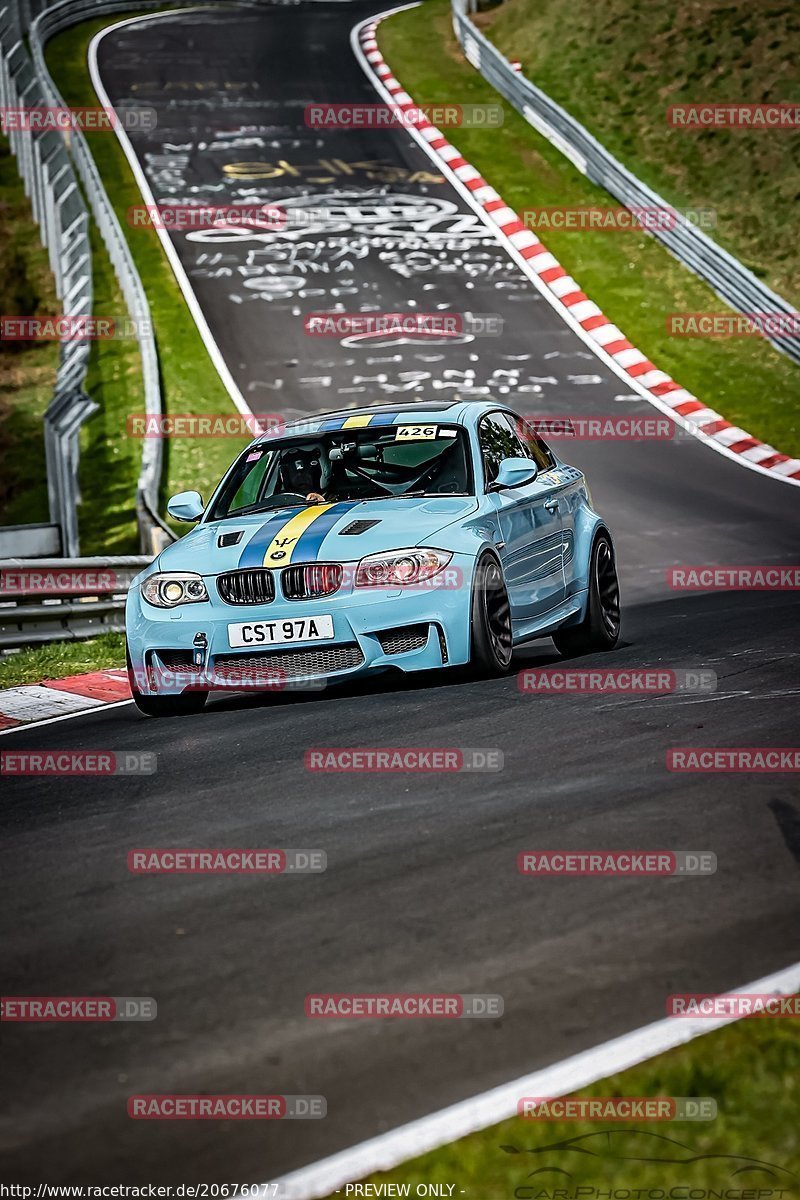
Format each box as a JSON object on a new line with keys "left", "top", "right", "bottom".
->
{"left": 209, "top": 423, "right": 474, "bottom": 520}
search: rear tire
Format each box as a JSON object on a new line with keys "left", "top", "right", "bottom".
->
{"left": 470, "top": 553, "right": 513, "bottom": 676}
{"left": 552, "top": 532, "right": 620, "bottom": 657}
{"left": 126, "top": 645, "right": 208, "bottom": 717}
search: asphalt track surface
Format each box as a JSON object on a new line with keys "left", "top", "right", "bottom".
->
{"left": 2, "top": 1, "right": 800, "bottom": 1186}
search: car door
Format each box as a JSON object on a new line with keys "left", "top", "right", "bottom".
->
{"left": 513, "top": 412, "right": 579, "bottom": 599}
{"left": 478, "top": 411, "right": 565, "bottom": 623}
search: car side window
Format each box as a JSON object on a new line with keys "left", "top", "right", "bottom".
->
{"left": 508, "top": 410, "right": 557, "bottom": 471}
{"left": 478, "top": 412, "right": 528, "bottom": 485}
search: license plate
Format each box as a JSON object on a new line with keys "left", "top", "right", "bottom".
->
{"left": 227, "top": 615, "right": 334, "bottom": 648}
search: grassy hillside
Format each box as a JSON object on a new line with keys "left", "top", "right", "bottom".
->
{"left": 0, "top": 137, "right": 58, "bottom": 529}
{"left": 46, "top": 16, "right": 250, "bottom": 547}
{"left": 322, "top": 1009, "right": 800, "bottom": 1198}
{"left": 479, "top": 0, "right": 800, "bottom": 307}
{"left": 380, "top": 0, "right": 800, "bottom": 457}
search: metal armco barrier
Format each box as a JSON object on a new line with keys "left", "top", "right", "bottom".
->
{"left": 0, "top": 0, "right": 94, "bottom": 557}
{"left": 451, "top": 0, "right": 800, "bottom": 365}
{"left": 0, "top": 0, "right": 190, "bottom": 558}
{"left": 0, "top": 555, "right": 151, "bottom": 648}
{"left": 28, "top": 0, "right": 170, "bottom": 555}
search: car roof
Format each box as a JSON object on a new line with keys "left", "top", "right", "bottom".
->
{"left": 254, "top": 399, "right": 507, "bottom": 443}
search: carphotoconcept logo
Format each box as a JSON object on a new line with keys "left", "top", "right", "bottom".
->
{"left": 517, "top": 852, "right": 717, "bottom": 876}
{"left": 305, "top": 993, "right": 503, "bottom": 1018}
{"left": 518, "top": 669, "right": 717, "bottom": 695}
{"left": 305, "top": 748, "right": 503, "bottom": 772}
{"left": 1, "top": 997, "right": 156, "bottom": 1021}
{"left": 127, "top": 848, "right": 326, "bottom": 874}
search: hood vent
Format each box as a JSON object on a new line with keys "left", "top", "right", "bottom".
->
{"left": 340, "top": 519, "right": 380, "bottom": 536}
{"left": 218, "top": 530, "right": 244, "bottom": 548}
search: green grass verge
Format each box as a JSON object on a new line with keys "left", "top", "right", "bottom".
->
{"left": 45, "top": 14, "right": 249, "bottom": 543}
{"left": 324, "top": 1012, "right": 799, "bottom": 1198}
{"left": 380, "top": 2, "right": 800, "bottom": 458}
{"left": 0, "top": 631, "right": 125, "bottom": 689}
{"left": 479, "top": 0, "right": 800, "bottom": 308}
{"left": 0, "top": 136, "right": 59, "bottom": 528}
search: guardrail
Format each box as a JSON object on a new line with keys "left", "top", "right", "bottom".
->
{"left": 0, "top": 0, "right": 195, "bottom": 556}
{"left": 451, "top": 0, "right": 800, "bottom": 366}
{"left": 28, "top": 0, "right": 173, "bottom": 553}
{"left": 0, "top": 555, "right": 151, "bottom": 648}
{"left": 0, "top": 0, "right": 95, "bottom": 557}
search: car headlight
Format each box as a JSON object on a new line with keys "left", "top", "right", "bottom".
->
{"left": 141, "top": 572, "right": 209, "bottom": 608}
{"left": 355, "top": 548, "right": 453, "bottom": 588}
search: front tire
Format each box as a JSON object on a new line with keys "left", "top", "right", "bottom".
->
{"left": 470, "top": 552, "right": 513, "bottom": 675}
{"left": 126, "top": 646, "right": 208, "bottom": 718}
{"left": 553, "top": 532, "right": 620, "bottom": 657}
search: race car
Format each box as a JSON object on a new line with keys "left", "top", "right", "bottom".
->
{"left": 125, "top": 400, "right": 620, "bottom": 716}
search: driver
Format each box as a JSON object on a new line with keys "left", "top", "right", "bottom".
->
{"left": 278, "top": 444, "right": 329, "bottom": 504}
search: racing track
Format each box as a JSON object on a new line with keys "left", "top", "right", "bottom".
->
{"left": 1, "top": 2, "right": 799, "bottom": 1185}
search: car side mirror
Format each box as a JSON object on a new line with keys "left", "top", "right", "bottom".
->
{"left": 488, "top": 457, "right": 539, "bottom": 492}
{"left": 166, "top": 490, "right": 204, "bottom": 522}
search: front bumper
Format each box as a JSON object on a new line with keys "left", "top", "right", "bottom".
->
{"left": 126, "top": 555, "right": 475, "bottom": 696}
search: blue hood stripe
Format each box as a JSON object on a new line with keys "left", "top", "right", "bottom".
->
{"left": 237, "top": 507, "right": 304, "bottom": 569}
{"left": 291, "top": 501, "right": 359, "bottom": 561}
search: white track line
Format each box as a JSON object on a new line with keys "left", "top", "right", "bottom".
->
{"left": 0, "top": 698, "right": 134, "bottom": 737}
{"left": 351, "top": 6, "right": 800, "bottom": 488}
{"left": 265, "top": 960, "right": 800, "bottom": 1200}
{"left": 88, "top": 9, "right": 253, "bottom": 417}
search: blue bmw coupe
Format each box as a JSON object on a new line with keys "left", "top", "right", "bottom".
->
{"left": 126, "top": 400, "right": 620, "bottom": 716}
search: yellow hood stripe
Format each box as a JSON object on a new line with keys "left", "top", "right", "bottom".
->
{"left": 262, "top": 504, "right": 333, "bottom": 566}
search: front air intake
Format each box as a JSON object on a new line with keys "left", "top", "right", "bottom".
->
{"left": 282, "top": 563, "right": 343, "bottom": 600}
{"left": 217, "top": 569, "right": 275, "bottom": 605}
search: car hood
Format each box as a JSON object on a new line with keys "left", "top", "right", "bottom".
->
{"left": 158, "top": 496, "right": 478, "bottom": 574}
